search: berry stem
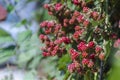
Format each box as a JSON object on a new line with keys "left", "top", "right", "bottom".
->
{"left": 99, "top": 61, "right": 104, "bottom": 80}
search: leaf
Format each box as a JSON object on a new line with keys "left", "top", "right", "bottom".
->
{"left": 63, "top": 71, "right": 70, "bottom": 80}
{"left": 104, "top": 40, "right": 112, "bottom": 60}
{"left": 58, "top": 54, "right": 71, "bottom": 70}
{"left": 28, "top": 55, "right": 42, "bottom": 69}
{"left": 91, "top": 18, "right": 104, "bottom": 27}
{"left": 21, "top": 19, "right": 27, "bottom": 25}
{"left": 17, "top": 30, "right": 32, "bottom": 44}
{"left": 17, "top": 49, "right": 37, "bottom": 66}
{"left": 67, "top": 0, "right": 76, "bottom": 10}
{"left": 0, "top": 49, "right": 14, "bottom": 64}
{"left": 24, "top": 70, "right": 37, "bottom": 80}
{"left": 108, "top": 58, "right": 120, "bottom": 80}
{"left": 0, "top": 29, "right": 14, "bottom": 48}
{"left": 17, "top": 33, "right": 42, "bottom": 68}
{"left": 7, "top": 4, "right": 14, "bottom": 12}
{"left": 0, "top": 29, "right": 10, "bottom": 37}
{"left": 0, "top": 36, "right": 14, "bottom": 48}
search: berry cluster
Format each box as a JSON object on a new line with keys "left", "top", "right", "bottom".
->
{"left": 39, "top": 1, "right": 108, "bottom": 75}
{"left": 68, "top": 41, "right": 104, "bottom": 74}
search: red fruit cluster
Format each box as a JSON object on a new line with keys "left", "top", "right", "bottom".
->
{"left": 68, "top": 41, "right": 104, "bottom": 73}
{"left": 69, "top": 48, "right": 79, "bottom": 60}
{"left": 39, "top": 1, "right": 106, "bottom": 75}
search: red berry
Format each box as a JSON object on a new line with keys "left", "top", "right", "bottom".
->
{"left": 83, "top": 19, "right": 89, "bottom": 27}
{"left": 68, "top": 63, "right": 75, "bottom": 73}
{"left": 75, "top": 26, "right": 80, "bottom": 31}
{"left": 82, "top": 58, "right": 89, "bottom": 65}
{"left": 42, "top": 52, "right": 50, "bottom": 57}
{"left": 73, "top": 11, "right": 80, "bottom": 17}
{"left": 83, "top": 7, "right": 89, "bottom": 13}
{"left": 88, "top": 41, "right": 95, "bottom": 48}
{"left": 40, "top": 21, "right": 48, "bottom": 27}
{"left": 77, "top": 42, "right": 88, "bottom": 51}
{"left": 62, "top": 37, "right": 71, "bottom": 44}
{"left": 43, "top": 4, "right": 49, "bottom": 9}
{"left": 89, "top": 54, "right": 95, "bottom": 59}
{"left": 72, "top": 0, "right": 80, "bottom": 5}
{"left": 95, "top": 46, "right": 102, "bottom": 53}
{"left": 88, "top": 60, "right": 94, "bottom": 68}
{"left": 69, "top": 48, "right": 79, "bottom": 60}
{"left": 47, "top": 21, "right": 55, "bottom": 28}
{"left": 91, "top": 11, "right": 98, "bottom": 19}
{"left": 77, "top": 15, "right": 84, "bottom": 22}
{"left": 82, "top": 52, "right": 88, "bottom": 58}
{"left": 55, "top": 3, "right": 62, "bottom": 11}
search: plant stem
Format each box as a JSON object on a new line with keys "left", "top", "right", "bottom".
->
{"left": 99, "top": 61, "right": 104, "bottom": 80}
{"left": 105, "top": 0, "right": 109, "bottom": 24}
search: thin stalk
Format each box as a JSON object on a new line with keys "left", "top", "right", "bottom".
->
{"left": 84, "top": 72, "right": 90, "bottom": 80}
{"left": 105, "top": 0, "right": 109, "bottom": 24}
{"left": 99, "top": 61, "right": 104, "bottom": 80}
{"left": 94, "top": 72, "right": 97, "bottom": 80}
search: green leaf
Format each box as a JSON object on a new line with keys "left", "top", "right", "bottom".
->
{"left": 21, "top": 19, "right": 27, "bottom": 25}
{"left": 0, "top": 29, "right": 14, "bottom": 48}
{"left": 0, "top": 36, "right": 14, "bottom": 47}
{"left": 108, "top": 58, "right": 120, "bottom": 80}
{"left": 63, "top": 71, "right": 70, "bottom": 80}
{"left": 7, "top": 4, "right": 14, "bottom": 12}
{"left": 17, "top": 30, "right": 32, "bottom": 44}
{"left": 58, "top": 54, "right": 71, "bottom": 70}
{"left": 91, "top": 18, "right": 104, "bottom": 27}
{"left": 104, "top": 40, "right": 112, "bottom": 60}
{"left": 24, "top": 70, "right": 37, "bottom": 80}
{"left": 0, "top": 29, "right": 10, "bottom": 37}
{"left": 28, "top": 55, "right": 42, "bottom": 69}
{"left": 0, "top": 49, "right": 14, "bottom": 64}
{"left": 17, "top": 33, "right": 42, "bottom": 68}
{"left": 17, "top": 49, "right": 37, "bottom": 66}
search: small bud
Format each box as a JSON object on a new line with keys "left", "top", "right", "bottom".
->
{"left": 43, "top": 4, "right": 49, "bottom": 9}
{"left": 68, "top": 63, "right": 75, "bottom": 73}
{"left": 88, "top": 41, "right": 95, "bottom": 48}
{"left": 95, "top": 46, "right": 102, "bottom": 53}
{"left": 82, "top": 52, "right": 88, "bottom": 58}
{"left": 73, "top": 11, "right": 80, "bottom": 17}
{"left": 88, "top": 61, "right": 94, "bottom": 68}
{"left": 83, "top": 19, "right": 89, "bottom": 27}
{"left": 55, "top": 3, "right": 62, "bottom": 11}
{"left": 83, "top": 7, "right": 89, "bottom": 13}
{"left": 82, "top": 58, "right": 89, "bottom": 65}
{"left": 99, "top": 53, "right": 105, "bottom": 60}
{"left": 75, "top": 26, "right": 80, "bottom": 31}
